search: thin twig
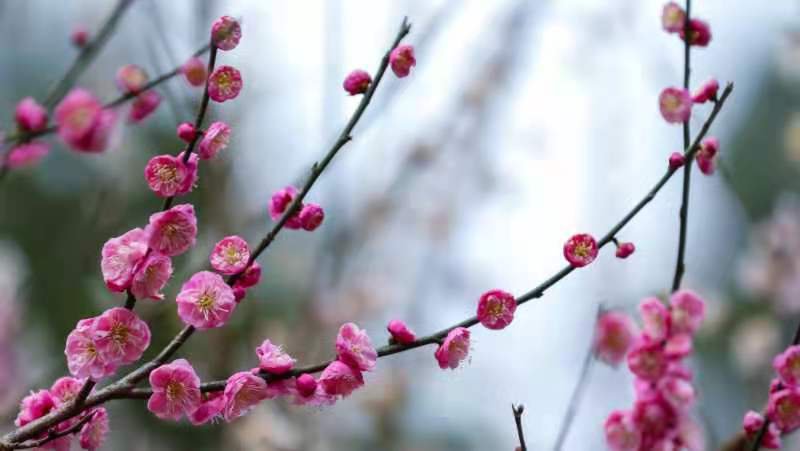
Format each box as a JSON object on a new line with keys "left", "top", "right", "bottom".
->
{"left": 552, "top": 305, "right": 602, "bottom": 451}
{"left": 512, "top": 404, "right": 527, "bottom": 451}
{"left": 12, "top": 411, "right": 96, "bottom": 450}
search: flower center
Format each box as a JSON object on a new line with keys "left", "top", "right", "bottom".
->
{"left": 166, "top": 381, "right": 184, "bottom": 401}
{"left": 197, "top": 292, "right": 216, "bottom": 313}
{"left": 574, "top": 243, "right": 590, "bottom": 258}
{"left": 156, "top": 164, "right": 177, "bottom": 183}
{"left": 487, "top": 298, "right": 504, "bottom": 318}
{"left": 223, "top": 246, "right": 241, "bottom": 264}
{"left": 664, "top": 95, "right": 680, "bottom": 110}
{"left": 111, "top": 323, "right": 130, "bottom": 345}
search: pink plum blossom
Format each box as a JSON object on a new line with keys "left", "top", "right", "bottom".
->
{"left": 223, "top": 371, "right": 268, "bottom": 422}
{"left": 189, "top": 392, "right": 225, "bottom": 425}
{"left": 146, "top": 204, "right": 198, "bottom": 256}
{"left": 343, "top": 70, "right": 371, "bottom": 95}
{"left": 147, "top": 359, "right": 202, "bottom": 421}
{"left": 6, "top": 141, "right": 49, "bottom": 169}
{"left": 669, "top": 289, "right": 705, "bottom": 335}
{"left": 129, "top": 90, "right": 161, "bottom": 123}
{"left": 680, "top": 18, "right": 712, "bottom": 47}
{"left": 256, "top": 339, "right": 296, "bottom": 375}
{"left": 298, "top": 203, "right": 325, "bottom": 231}
{"left": 50, "top": 377, "right": 84, "bottom": 406}
{"left": 768, "top": 388, "right": 800, "bottom": 432}
{"left": 79, "top": 407, "right": 109, "bottom": 451}
{"left": 15, "top": 97, "right": 48, "bottom": 132}
{"left": 743, "top": 410, "right": 782, "bottom": 449}
{"left": 197, "top": 121, "right": 231, "bottom": 160}
{"left": 55, "top": 89, "right": 117, "bottom": 153}
{"left": 696, "top": 137, "right": 719, "bottom": 176}
{"left": 100, "top": 227, "right": 149, "bottom": 292}
{"left": 208, "top": 65, "right": 243, "bottom": 102}
{"left": 115, "top": 64, "right": 148, "bottom": 94}
{"left": 269, "top": 185, "right": 303, "bottom": 229}
{"left": 130, "top": 252, "right": 173, "bottom": 301}
{"left": 15, "top": 389, "right": 56, "bottom": 427}
{"left": 319, "top": 360, "right": 364, "bottom": 397}
{"left": 604, "top": 410, "right": 641, "bottom": 451}
{"left": 615, "top": 242, "right": 635, "bottom": 259}
{"left": 775, "top": 345, "right": 800, "bottom": 388}
{"left": 627, "top": 339, "right": 668, "bottom": 381}
{"left": 65, "top": 318, "right": 117, "bottom": 380}
{"left": 668, "top": 152, "right": 685, "bottom": 170}
{"left": 211, "top": 16, "right": 242, "bottom": 51}
{"left": 144, "top": 153, "right": 198, "bottom": 198}
{"left": 563, "top": 233, "right": 598, "bottom": 268}
{"left": 661, "top": 2, "right": 685, "bottom": 33}
{"left": 387, "top": 319, "right": 416, "bottom": 344}
{"left": 692, "top": 78, "right": 719, "bottom": 104}
{"left": 639, "top": 297, "right": 670, "bottom": 341}
{"left": 658, "top": 376, "right": 695, "bottom": 409}
{"left": 631, "top": 396, "right": 676, "bottom": 445}
{"left": 210, "top": 235, "right": 250, "bottom": 275}
{"left": 236, "top": 261, "right": 262, "bottom": 288}
{"left": 335, "top": 322, "right": 377, "bottom": 372}
{"left": 664, "top": 333, "right": 693, "bottom": 359}
{"left": 389, "top": 45, "right": 416, "bottom": 78}
{"left": 476, "top": 289, "right": 516, "bottom": 330}
{"left": 658, "top": 87, "right": 692, "bottom": 124}
{"left": 182, "top": 57, "right": 206, "bottom": 87}
{"left": 594, "top": 311, "right": 638, "bottom": 366}
{"left": 93, "top": 307, "right": 151, "bottom": 365}
{"left": 176, "top": 271, "right": 236, "bottom": 329}
{"left": 435, "top": 327, "right": 470, "bottom": 370}
{"left": 177, "top": 122, "right": 196, "bottom": 142}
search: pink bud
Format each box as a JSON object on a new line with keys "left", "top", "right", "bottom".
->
{"left": 563, "top": 233, "right": 598, "bottom": 268}
{"left": 343, "top": 69, "right": 372, "bottom": 95}
{"left": 692, "top": 78, "right": 719, "bottom": 104}
{"left": 269, "top": 185, "right": 303, "bottom": 229}
{"left": 668, "top": 152, "right": 685, "bottom": 170}
{"left": 661, "top": 2, "right": 686, "bottom": 33}
{"left": 387, "top": 319, "right": 416, "bottom": 344}
{"left": 71, "top": 26, "right": 89, "bottom": 47}
{"left": 208, "top": 65, "right": 243, "bottom": 102}
{"left": 296, "top": 374, "right": 318, "bottom": 398}
{"left": 232, "top": 285, "right": 246, "bottom": 303}
{"left": 299, "top": 203, "right": 325, "bottom": 231}
{"left": 696, "top": 137, "right": 719, "bottom": 176}
{"left": 6, "top": 142, "right": 49, "bottom": 169}
{"left": 615, "top": 242, "right": 635, "bottom": 259}
{"left": 236, "top": 262, "right": 262, "bottom": 289}
{"left": 15, "top": 97, "right": 48, "bottom": 132}
{"left": 389, "top": 45, "right": 416, "bottom": 78}
{"left": 211, "top": 16, "right": 242, "bottom": 51}
{"left": 177, "top": 122, "right": 196, "bottom": 142}
{"left": 128, "top": 90, "right": 161, "bottom": 123}
{"left": 182, "top": 57, "right": 207, "bottom": 87}
{"left": 115, "top": 64, "right": 149, "bottom": 94}
{"left": 743, "top": 411, "right": 782, "bottom": 449}
{"left": 658, "top": 87, "right": 692, "bottom": 124}
{"left": 680, "top": 18, "right": 712, "bottom": 47}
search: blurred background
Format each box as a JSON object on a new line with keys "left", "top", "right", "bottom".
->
{"left": 0, "top": 0, "right": 798, "bottom": 449}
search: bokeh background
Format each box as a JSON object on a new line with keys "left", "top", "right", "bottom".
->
{"left": 0, "top": 0, "right": 799, "bottom": 449}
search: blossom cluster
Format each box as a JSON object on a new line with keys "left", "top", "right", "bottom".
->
{"left": 598, "top": 290, "right": 707, "bottom": 450}
{"left": 14, "top": 377, "right": 108, "bottom": 450}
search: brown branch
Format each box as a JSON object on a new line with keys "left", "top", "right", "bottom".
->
{"left": 11, "top": 411, "right": 95, "bottom": 450}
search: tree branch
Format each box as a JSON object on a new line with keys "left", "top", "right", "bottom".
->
{"left": 512, "top": 404, "right": 527, "bottom": 451}
{"left": 11, "top": 411, "right": 95, "bottom": 450}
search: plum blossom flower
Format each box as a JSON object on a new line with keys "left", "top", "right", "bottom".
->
{"left": 661, "top": 2, "right": 685, "bottom": 33}
{"left": 15, "top": 389, "right": 56, "bottom": 427}
{"left": 115, "top": 64, "right": 148, "bottom": 94}
{"left": 211, "top": 16, "right": 242, "bottom": 51}
{"left": 743, "top": 411, "right": 782, "bottom": 449}
{"left": 680, "top": 18, "right": 712, "bottom": 47}
{"left": 144, "top": 154, "right": 198, "bottom": 198}
{"left": 208, "top": 65, "right": 243, "bottom": 102}
{"left": 604, "top": 410, "right": 641, "bottom": 451}
{"left": 768, "top": 388, "right": 800, "bottom": 432}
{"left": 146, "top": 204, "right": 198, "bottom": 256}
{"left": 389, "top": 45, "right": 415, "bottom": 78}
{"left": 130, "top": 252, "right": 173, "bottom": 301}
{"left": 197, "top": 121, "right": 231, "bottom": 160}
{"left": 79, "top": 407, "right": 109, "bottom": 451}
{"left": 387, "top": 319, "right": 416, "bottom": 344}
{"left": 627, "top": 339, "right": 668, "bottom": 381}
{"left": 147, "top": 359, "right": 202, "bottom": 421}
{"left": 319, "top": 360, "right": 364, "bottom": 397}
{"left": 594, "top": 311, "right": 638, "bottom": 366}
{"left": 100, "top": 228, "right": 149, "bottom": 292}
{"left": 223, "top": 371, "right": 268, "bottom": 422}
{"left": 6, "top": 141, "right": 49, "bottom": 169}
{"left": 269, "top": 185, "right": 303, "bottom": 229}
{"left": 335, "top": 322, "right": 377, "bottom": 372}
{"left": 669, "top": 289, "right": 705, "bottom": 335}
{"left": 435, "top": 327, "right": 470, "bottom": 370}
{"left": 692, "top": 78, "right": 719, "bottom": 104}
{"left": 695, "top": 137, "right": 719, "bottom": 175}
{"left": 658, "top": 87, "right": 692, "bottom": 123}
{"left": 93, "top": 307, "right": 151, "bottom": 365}
{"left": 563, "top": 233, "right": 598, "bottom": 268}
{"left": 236, "top": 261, "right": 262, "bottom": 289}
{"left": 15, "top": 97, "right": 48, "bottom": 132}
{"left": 639, "top": 297, "right": 670, "bottom": 341}
{"left": 182, "top": 57, "right": 207, "bottom": 87}
{"left": 210, "top": 235, "right": 250, "bottom": 275}
{"left": 343, "top": 70, "right": 371, "bottom": 95}
{"left": 615, "top": 242, "right": 635, "bottom": 259}
{"left": 189, "top": 392, "right": 225, "bottom": 425}
{"left": 129, "top": 90, "right": 161, "bottom": 123}
{"left": 176, "top": 271, "right": 236, "bottom": 329}
{"left": 55, "top": 89, "right": 117, "bottom": 153}
{"left": 775, "top": 345, "right": 800, "bottom": 388}
{"left": 476, "top": 289, "right": 517, "bottom": 330}
{"left": 65, "top": 318, "right": 117, "bottom": 380}
{"left": 50, "top": 377, "right": 84, "bottom": 406}
{"left": 256, "top": 339, "right": 296, "bottom": 375}
{"left": 658, "top": 376, "right": 696, "bottom": 409}
{"left": 298, "top": 203, "right": 325, "bottom": 231}
{"left": 668, "top": 152, "right": 686, "bottom": 170}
